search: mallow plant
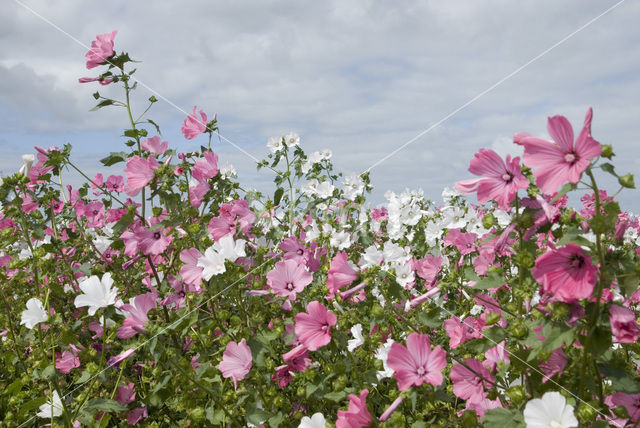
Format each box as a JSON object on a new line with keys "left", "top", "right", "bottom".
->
{"left": 1, "top": 31, "right": 640, "bottom": 428}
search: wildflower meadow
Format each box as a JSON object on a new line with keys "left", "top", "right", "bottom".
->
{"left": 2, "top": 31, "right": 640, "bottom": 427}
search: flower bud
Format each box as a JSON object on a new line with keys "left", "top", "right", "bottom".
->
{"left": 619, "top": 173, "right": 635, "bottom": 189}
{"left": 601, "top": 144, "right": 614, "bottom": 159}
{"left": 576, "top": 401, "right": 598, "bottom": 424}
{"left": 506, "top": 385, "right": 525, "bottom": 405}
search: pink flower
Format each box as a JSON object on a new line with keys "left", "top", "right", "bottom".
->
{"left": 280, "top": 236, "right": 307, "bottom": 262}
{"left": 517, "top": 108, "right": 602, "bottom": 194}
{"left": 218, "top": 338, "right": 252, "bottom": 390}
{"left": 117, "top": 293, "right": 157, "bottom": 339}
{"left": 192, "top": 151, "right": 219, "bottom": 182}
{"left": 414, "top": 255, "right": 442, "bottom": 288}
{"left": 443, "top": 229, "right": 477, "bottom": 255}
{"left": 56, "top": 345, "right": 81, "bottom": 374}
{"left": 179, "top": 248, "right": 204, "bottom": 291}
{"left": 611, "top": 392, "right": 640, "bottom": 423}
{"left": 78, "top": 76, "right": 114, "bottom": 85}
{"left": 85, "top": 30, "right": 117, "bottom": 69}
{"left": 483, "top": 341, "right": 510, "bottom": 372}
{"left": 207, "top": 200, "right": 256, "bottom": 240}
{"left": 443, "top": 316, "right": 483, "bottom": 348}
{"left": 105, "top": 175, "right": 124, "bottom": 193}
{"left": 386, "top": 332, "right": 447, "bottom": 390}
{"left": 451, "top": 359, "right": 494, "bottom": 403}
{"left": 294, "top": 301, "right": 337, "bottom": 351}
{"left": 327, "top": 251, "right": 358, "bottom": 296}
{"left": 126, "top": 407, "right": 147, "bottom": 425}
{"left": 532, "top": 243, "right": 598, "bottom": 303}
{"left": 455, "top": 148, "right": 529, "bottom": 210}
{"left": 267, "top": 259, "right": 313, "bottom": 300}
{"left": 141, "top": 136, "right": 168, "bottom": 155}
{"left": 189, "top": 181, "right": 210, "bottom": 209}
{"left": 108, "top": 348, "right": 135, "bottom": 367}
{"left": 115, "top": 383, "right": 136, "bottom": 405}
{"left": 181, "top": 106, "right": 208, "bottom": 139}
{"left": 336, "top": 389, "right": 372, "bottom": 428}
{"left": 134, "top": 226, "right": 173, "bottom": 256}
{"left": 609, "top": 304, "right": 640, "bottom": 344}
{"left": 123, "top": 155, "right": 159, "bottom": 196}
{"left": 540, "top": 348, "right": 568, "bottom": 383}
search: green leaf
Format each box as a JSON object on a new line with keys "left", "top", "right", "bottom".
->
{"left": 74, "top": 370, "right": 92, "bottom": 384}
{"left": 482, "top": 408, "right": 525, "bottom": 428}
{"left": 552, "top": 182, "right": 577, "bottom": 202}
{"left": 19, "top": 396, "right": 47, "bottom": 416}
{"left": 306, "top": 382, "right": 320, "bottom": 398}
{"left": 324, "top": 390, "right": 346, "bottom": 402}
{"left": 100, "top": 151, "right": 128, "bottom": 167}
{"left": 7, "top": 379, "right": 22, "bottom": 395}
{"left": 598, "top": 363, "right": 640, "bottom": 393}
{"left": 556, "top": 227, "right": 594, "bottom": 248}
{"left": 245, "top": 402, "right": 271, "bottom": 425}
{"left": 147, "top": 119, "right": 162, "bottom": 135}
{"left": 600, "top": 162, "right": 618, "bottom": 177}
{"left": 473, "top": 272, "right": 504, "bottom": 290}
{"left": 268, "top": 413, "right": 285, "bottom": 426}
{"left": 84, "top": 398, "right": 127, "bottom": 413}
{"left": 90, "top": 99, "right": 114, "bottom": 111}
{"left": 590, "top": 421, "right": 609, "bottom": 428}
{"left": 586, "top": 326, "right": 612, "bottom": 357}
{"left": 273, "top": 187, "right": 284, "bottom": 206}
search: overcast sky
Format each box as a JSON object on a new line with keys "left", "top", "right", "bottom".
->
{"left": 2, "top": 0, "right": 639, "bottom": 212}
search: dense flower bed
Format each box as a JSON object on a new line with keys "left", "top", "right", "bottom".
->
{"left": 1, "top": 31, "right": 640, "bottom": 427}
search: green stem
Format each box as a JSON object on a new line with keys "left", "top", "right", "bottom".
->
{"left": 123, "top": 74, "right": 145, "bottom": 219}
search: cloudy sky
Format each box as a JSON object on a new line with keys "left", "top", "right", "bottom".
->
{"left": 2, "top": 0, "right": 639, "bottom": 211}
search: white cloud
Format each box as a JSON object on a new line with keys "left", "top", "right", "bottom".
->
{"left": 0, "top": 0, "right": 638, "bottom": 210}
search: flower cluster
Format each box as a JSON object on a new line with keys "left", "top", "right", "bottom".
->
{"left": 1, "top": 32, "right": 640, "bottom": 428}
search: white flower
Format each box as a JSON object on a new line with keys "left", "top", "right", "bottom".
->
{"left": 298, "top": 412, "right": 327, "bottom": 428}
{"left": 284, "top": 132, "right": 300, "bottom": 148}
{"left": 315, "top": 181, "right": 335, "bottom": 199}
{"left": 360, "top": 245, "right": 383, "bottom": 269}
{"left": 74, "top": 273, "right": 118, "bottom": 316}
{"left": 92, "top": 234, "right": 113, "bottom": 254}
{"left": 375, "top": 338, "right": 395, "bottom": 380}
{"left": 36, "top": 390, "right": 64, "bottom": 419}
{"left": 213, "top": 235, "right": 246, "bottom": 262}
{"left": 20, "top": 297, "right": 48, "bottom": 329}
{"left": 198, "top": 247, "right": 228, "bottom": 280}
{"left": 267, "top": 136, "right": 284, "bottom": 153}
{"left": 523, "top": 391, "right": 578, "bottom": 428}
{"left": 440, "top": 206, "right": 471, "bottom": 229}
{"left": 342, "top": 173, "right": 365, "bottom": 201}
{"left": 330, "top": 231, "right": 352, "bottom": 250}
{"left": 347, "top": 324, "right": 365, "bottom": 352}
{"left": 19, "top": 154, "right": 35, "bottom": 176}
{"left": 442, "top": 186, "right": 461, "bottom": 204}
{"left": 301, "top": 179, "right": 319, "bottom": 196}
{"left": 394, "top": 263, "right": 415, "bottom": 289}
{"left": 220, "top": 162, "right": 236, "bottom": 178}
{"left": 308, "top": 151, "right": 325, "bottom": 164}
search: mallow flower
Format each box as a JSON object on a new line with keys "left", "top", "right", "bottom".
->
{"left": 298, "top": 413, "right": 327, "bottom": 428}
{"left": 20, "top": 297, "right": 48, "bottom": 329}
{"left": 387, "top": 332, "right": 447, "bottom": 390}
{"left": 218, "top": 338, "right": 252, "bottom": 390}
{"left": 517, "top": 108, "right": 601, "bottom": 195}
{"left": 523, "top": 391, "right": 578, "bottom": 428}
{"left": 74, "top": 272, "right": 119, "bottom": 316}
{"left": 36, "top": 390, "right": 63, "bottom": 419}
